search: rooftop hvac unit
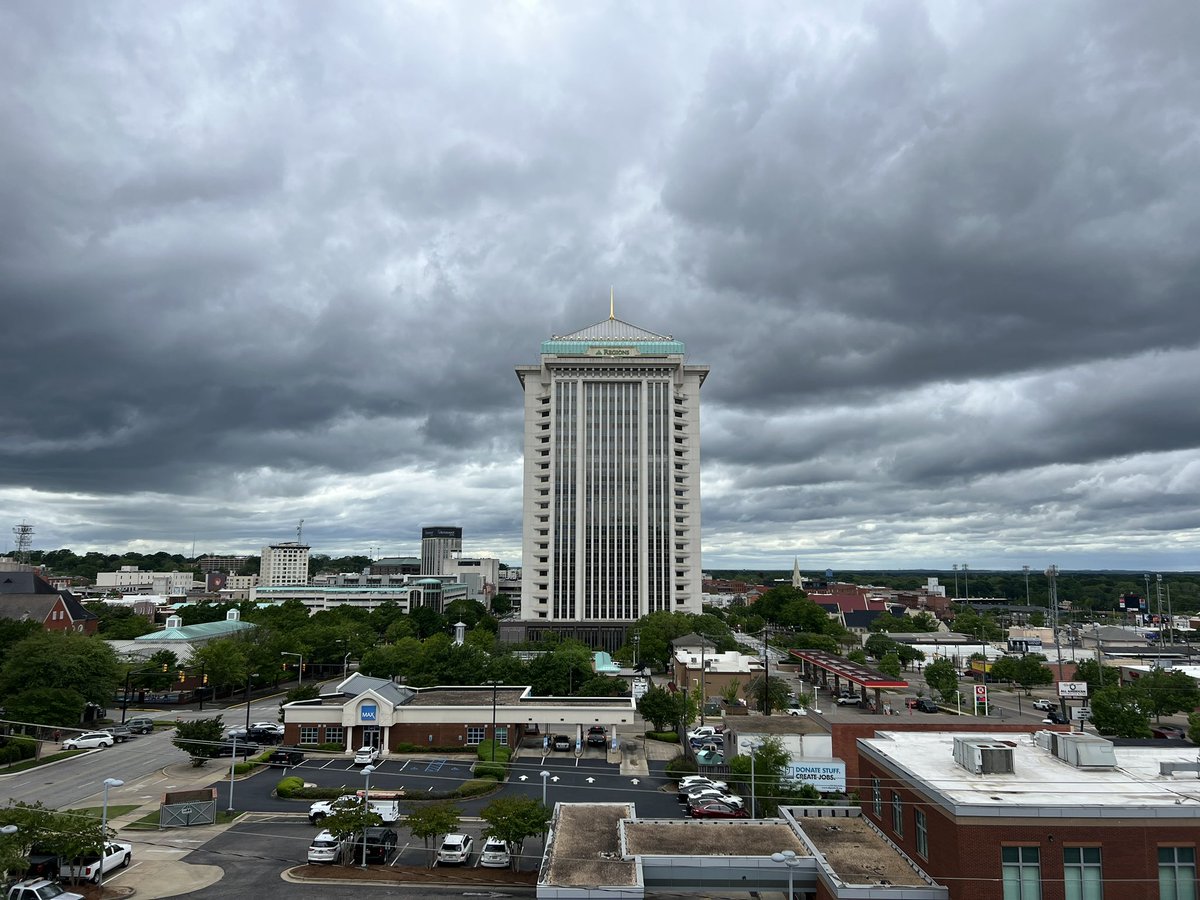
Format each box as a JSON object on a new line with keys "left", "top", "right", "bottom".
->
{"left": 953, "top": 737, "right": 1015, "bottom": 775}
{"left": 1052, "top": 733, "right": 1117, "bottom": 769}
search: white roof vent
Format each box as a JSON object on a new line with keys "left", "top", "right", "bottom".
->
{"left": 165, "top": 615, "right": 182, "bottom": 628}
{"left": 226, "top": 608, "right": 240, "bottom": 621}
{"left": 953, "top": 737, "right": 1015, "bottom": 775}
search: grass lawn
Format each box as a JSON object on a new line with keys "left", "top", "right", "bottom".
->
{"left": 1, "top": 750, "right": 85, "bottom": 773}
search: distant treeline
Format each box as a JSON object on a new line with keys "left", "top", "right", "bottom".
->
{"left": 708, "top": 569, "right": 1200, "bottom": 614}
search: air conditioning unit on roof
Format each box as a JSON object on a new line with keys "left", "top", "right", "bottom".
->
{"left": 953, "top": 737, "right": 1015, "bottom": 775}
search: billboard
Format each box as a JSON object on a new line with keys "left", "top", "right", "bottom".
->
{"left": 1058, "top": 681, "right": 1089, "bottom": 699}
{"left": 786, "top": 759, "right": 846, "bottom": 793}
{"left": 422, "top": 526, "right": 463, "bottom": 539}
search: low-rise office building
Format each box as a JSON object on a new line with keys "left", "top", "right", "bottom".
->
{"left": 251, "top": 579, "right": 469, "bottom": 614}
{"left": 857, "top": 729, "right": 1200, "bottom": 900}
{"left": 280, "top": 673, "right": 636, "bottom": 754}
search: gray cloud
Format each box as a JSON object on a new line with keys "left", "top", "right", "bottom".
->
{"left": 1, "top": 1, "right": 1198, "bottom": 572}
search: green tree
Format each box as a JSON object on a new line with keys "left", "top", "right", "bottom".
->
{"left": 1129, "top": 669, "right": 1200, "bottom": 722}
{"left": 744, "top": 674, "right": 792, "bottom": 715}
{"left": 189, "top": 639, "right": 250, "bottom": 693}
{"left": 402, "top": 801, "right": 461, "bottom": 868}
{"left": 172, "top": 717, "right": 226, "bottom": 766}
{"left": 878, "top": 651, "right": 902, "bottom": 679}
{"left": 5, "top": 688, "right": 86, "bottom": 727}
{"left": 846, "top": 649, "right": 867, "bottom": 664}
{"left": 1089, "top": 686, "right": 1152, "bottom": 738}
{"left": 0, "top": 631, "right": 120, "bottom": 717}
{"left": 725, "top": 736, "right": 791, "bottom": 816}
{"left": 479, "top": 795, "right": 551, "bottom": 871}
{"left": 491, "top": 593, "right": 513, "bottom": 617}
{"left": 1188, "top": 711, "right": 1200, "bottom": 744}
{"left": 637, "top": 686, "right": 686, "bottom": 732}
{"left": 864, "top": 633, "right": 897, "bottom": 660}
{"left": 923, "top": 658, "right": 960, "bottom": 703}
{"left": 1070, "top": 658, "right": 1110, "bottom": 695}
{"left": 720, "top": 679, "right": 742, "bottom": 704}
{"left": 896, "top": 645, "right": 926, "bottom": 669}
{"left": 1012, "top": 655, "right": 1054, "bottom": 694}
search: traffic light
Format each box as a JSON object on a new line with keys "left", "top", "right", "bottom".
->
{"left": 202, "top": 673, "right": 208, "bottom": 685}
{"left": 178, "top": 670, "right": 185, "bottom": 683}
{"left": 161, "top": 664, "right": 169, "bottom": 672}
{"left": 282, "top": 661, "right": 289, "bottom": 671}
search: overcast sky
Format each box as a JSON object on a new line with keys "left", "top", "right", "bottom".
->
{"left": 2, "top": 1, "right": 1199, "bottom": 574}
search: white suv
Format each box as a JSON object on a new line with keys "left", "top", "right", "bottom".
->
{"left": 62, "top": 732, "right": 114, "bottom": 750}
{"left": 307, "top": 830, "right": 348, "bottom": 864}
{"left": 479, "top": 837, "right": 511, "bottom": 868}
{"left": 436, "top": 833, "right": 473, "bottom": 865}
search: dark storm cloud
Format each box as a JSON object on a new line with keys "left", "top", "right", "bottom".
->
{"left": 1, "top": 1, "right": 1198, "bottom": 570}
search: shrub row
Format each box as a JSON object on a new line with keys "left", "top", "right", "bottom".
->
{"left": 0, "top": 736, "right": 38, "bottom": 767}
{"left": 275, "top": 777, "right": 498, "bottom": 802}
{"left": 645, "top": 731, "right": 679, "bottom": 743}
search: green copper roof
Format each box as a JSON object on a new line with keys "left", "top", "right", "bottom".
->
{"left": 134, "top": 619, "right": 256, "bottom": 641}
{"left": 542, "top": 316, "right": 684, "bottom": 356}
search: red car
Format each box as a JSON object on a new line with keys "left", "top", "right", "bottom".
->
{"left": 688, "top": 801, "right": 748, "bottom": 819}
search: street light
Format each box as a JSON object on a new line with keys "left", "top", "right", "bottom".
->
{"left": 740, "top": 740, "right": 762, "bottom": 818}
{"left": 244, "top": 672, "right": 258, "bottom": 730}
{"left": 359, "top": 764, "right": 376, "bottom": 868}
{"left": 281, "top": 651, "right": 303, "bottom": 685}
{"left": 540, "top": 769, "right": 551, "bottom": 806}
{"left": 98, "top": 777, "right": 124, "bottom": 891}
{"left": 771, "top": 849, "right": 802, "bottom": 899}
{"left": 1023, "top": 565, "right": 1030, "bottom": 607}
{"left": 485, "top": 680, "right": 501, "bottom": 762}
{"left": 343, "top": 652, "right": 352, "bottom": 680}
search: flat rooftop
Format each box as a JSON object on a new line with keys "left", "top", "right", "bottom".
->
{"left": 546, "top": 804, "right": 636, "bottom": 887}
{"left": 861, "top": 730, "right": 1200, "bottom": 815}
{"left": 405, "top": 687, "right": 529, "bottom": 706}
{"left": 623, "top": 819, "right": 806, "bottom": 857}
{"left": 798, "top": 813, "right": 928, "bottom": 887}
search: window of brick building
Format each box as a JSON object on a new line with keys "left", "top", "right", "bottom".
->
{"left": 1002, "top": 846, "right": 1041, "bottom": 900}
{"left": 1159, "top": 847, "right": 1196, "bottom": 900}
{"left": 1063, "top": 847, "right": 1102, "bottom": 900}
{"left": 299, "top": 726, "right": 319, "bottom": 744}
{"left": 325, "top": 726, "right": 344, "bottom": 746}
{"left": 915, "top": 809, "right": 928, "bottom": 859}
{"left": 891, "top": 792, "right": 903, "bottom": 837}
{"left": 873, "top": 778, "right": 882, "bottom": 817}
{"left": 497, "top": 726, "right": 508, "bottom": 746}
{"left": 466, "top": 726, "right": 486, "bottom": 745}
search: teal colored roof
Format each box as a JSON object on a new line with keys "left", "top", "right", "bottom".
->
{"left": 135, "top": 619, "right": 256, "bottom": 641}
{"left": 542, "top": 316, "right": 684, "bottom": 356}
{"left": 593, "top": 651, "right": 620, "bottom": 674}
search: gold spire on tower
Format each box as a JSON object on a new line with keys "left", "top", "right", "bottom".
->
{"left": 610, "top": 286, "right": 615, "bottom": 320}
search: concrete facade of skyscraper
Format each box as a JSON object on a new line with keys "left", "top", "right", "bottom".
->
{"left": 514, "top": 312, "right": 708, "bottom": 633}
{"left": 259, "top": 541, "right": 310, "bottom": 586}
{"left": 420, "top": 526, "right": 462, "bottom": 576}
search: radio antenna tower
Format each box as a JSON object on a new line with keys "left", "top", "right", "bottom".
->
{"left": 297, "top": 519, "right": 305, "bottom": 544}
{"left": 13, "top": 521, "right": 34, "bottom": 565}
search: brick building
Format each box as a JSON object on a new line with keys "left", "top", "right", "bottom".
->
{"left": 280, "top": 674, "right": 637, "bottom": 753}
{"left": 0, "top": 570, "right": 98, "bottom": 634}
{"left": 856, "top": 729, "right": 1200, "bottom": 900}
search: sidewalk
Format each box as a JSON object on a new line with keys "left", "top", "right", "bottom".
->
{"left": 98, "top": 761, "right": 243, "bottom": 899}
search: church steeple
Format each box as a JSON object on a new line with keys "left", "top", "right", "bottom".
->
{"left": 792, "top": 557, "right": 803, "bottom": 589}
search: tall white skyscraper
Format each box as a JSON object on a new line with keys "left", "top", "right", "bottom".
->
{"left": 420, "top": 526, "right": 463, "bottom": 575}
{"left": 260, "top": 542, "right": 310, "bottom": 586}
{"left": 516, "top": 311, "right": 708, "bottom": 626}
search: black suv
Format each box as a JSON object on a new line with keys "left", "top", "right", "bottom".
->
{"left": 355, "top": 827, "right": 398, "bottom": 864}
{"left": 914, "top": 698, "right": 940, "bottom": 713}
{"left": 268, "top": 747, "right": 305, "bottom": 765}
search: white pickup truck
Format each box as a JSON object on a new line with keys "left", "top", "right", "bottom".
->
{"left": 308, "top": 791, "right": 403, "bottom": 825}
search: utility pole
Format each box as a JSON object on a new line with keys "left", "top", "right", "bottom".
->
{"left": 952, "top": 564, "right": 959, "bottom": 599}
{"left": 1022, "top": 565, "right": 1030, "bottom": 606}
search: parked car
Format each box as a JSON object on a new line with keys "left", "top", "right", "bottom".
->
{"left": 688, "top": 801, "right": 749, "bottom": 819}
{"left": 586, "top": 726, "right": 607, "bottom": 747}
{"left": 307, "top": 830, "right": 349, "bottom": 864}
{"left": 479, "top": 837, "right": 512, "bottom": 868}
{"left": 914, "top": 698, "right": 940, "bottom": 713}
{"left": 683, "top": 788, "right": 743, "bottom": 809}
{"left": 225, "top": 727, "right": 250, "bottom": 741}
{"left": 102, "top": 725, "right": 132, "bottom": 743}
{"left": 686, "top": 725, "right": 721, "bottom": 743}
{"left": 21, "top": 848, "right": 60, "bottom": 880}
{"left": 6, "top": 879, "right": 84, "bottom": 900}
{"left": 124, "top": 717, "right": 155, "bottom": 735}
{"left": 61, "top": 732, "right": 113, "bottom": 751}
{"left": 1042, "top": 710, "right": 1068, "bottom": 725}
{"left": 353, "top": 826, "right": 398, "bottom": 863}
{"left": 835, "top": 692, "right": 861, "bottom": 706}
{"left": 785, "top": 706, "right": 806, "bottom": 716}
{"left": 61, "top": 842, "right": 132, "bottom": 883}
{"left": 353, "top": 746, "right": 380, "bottom": 765}
{"left": 436, "top": 833, "right": 473, "bottom": 865}
{"left": 1152, "top": 725, "right": 1187, "bottom": 740}
{"left": 250, "top": 722, "right": 284, "bottom": 734}
{"left": 551, "top": 734, "right": 572, "bottom": 752}
{"left": 245, "top": 726, "right": 282, "bottom": 745}
{"left": 1032, "top": 699, "right": 1055, "bottom": 712}
{"left": 268, "top": 747, "right": 305, "bottom": 765}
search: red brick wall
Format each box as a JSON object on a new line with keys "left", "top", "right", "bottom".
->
{"left": 282, "top": 719, "right": 525, "bottom": 752}
{"left": 858, "top": 755, "right": 1197, "bottom": 900}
